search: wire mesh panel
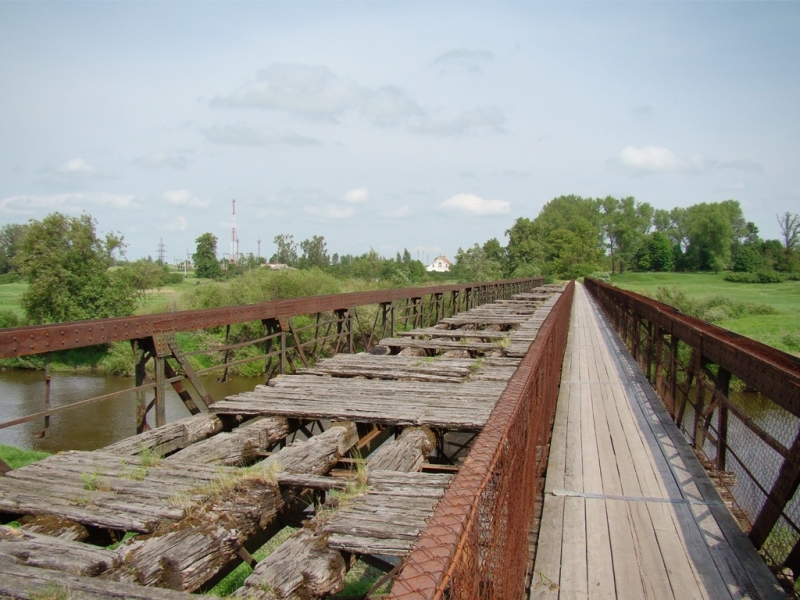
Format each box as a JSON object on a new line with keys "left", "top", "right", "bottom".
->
{"left": 388, "top": 282, "right": 574, "bottom": 599}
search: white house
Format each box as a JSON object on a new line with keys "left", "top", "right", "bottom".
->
{"left": 426, "top": 255, "right": 452, "bottom": 273}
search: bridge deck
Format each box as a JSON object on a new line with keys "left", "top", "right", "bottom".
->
{"left": 531, "top": 284, "right": 784, "bottom": 599}
{"left": 0, "top": 288, "right": 563, "bottom": 598}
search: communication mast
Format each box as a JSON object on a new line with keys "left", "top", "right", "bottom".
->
{"left": 231, "top": 199, "right": 238, "bottom": 264}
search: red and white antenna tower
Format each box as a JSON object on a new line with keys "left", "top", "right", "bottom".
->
{"left": 231, "top": 199, "right": 238, "bottom": 264}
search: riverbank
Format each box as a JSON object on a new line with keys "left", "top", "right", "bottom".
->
{"left": 0, "top": 443, "right": 50, "bottom": 469}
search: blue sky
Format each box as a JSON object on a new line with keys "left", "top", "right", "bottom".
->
{"left": 1, "top": 2, "right": 798, "bottom": 264}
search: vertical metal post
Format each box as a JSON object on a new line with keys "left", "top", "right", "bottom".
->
{"left": 219, "top": 324, "right": 231, "bottom": 383}
{"left": 654, "top": 328, "right": 665, "bottom": 401}
{"left": 715, "top": 368, "right": 731, "bottom": 471}
{"left": 645, "top": 321, "right": 655, "bottom": 381}
{"left": 347, "top": 309, "right": 354, "bottom": 353}
{"left": 693, "top": 355, "right": 706, "bottom": 449}
{"left": 280, "top": 324, "right": 287, "bottom": 373}
{"left": 155, "top": 356, "right": 166, "bottom": 428}
{"left": 42, "top": 353, "right": 51, "bottom": 438}
{"left": 669, "top": 335, "right": 680, "bottom": 420}
{"left": 132, "top": 339, "right": 148, "bottom": 433}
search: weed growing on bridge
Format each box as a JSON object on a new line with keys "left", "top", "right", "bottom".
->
{"left": 80, "top": 471, "right": 110, "bottom": 492}
{"left": 29, "top": 582, "right": 71, "bottom": 600}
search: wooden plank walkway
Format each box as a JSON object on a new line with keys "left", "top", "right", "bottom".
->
{"left": 531, "top": 283, "right": 784, "bottom": 600}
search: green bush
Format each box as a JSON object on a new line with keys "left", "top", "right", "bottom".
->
{"left": 724, "top": 271, "right": 784, "bottom": 284}
{"left": 0, "top": 309, "right": 21, "bottom": 329}
{"left": 654, "top": 287, "right": 776, "bottom": 324}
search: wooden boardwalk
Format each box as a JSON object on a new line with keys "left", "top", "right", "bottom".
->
{"left": 531, "top": 284, "right": 784, "bottom": 600}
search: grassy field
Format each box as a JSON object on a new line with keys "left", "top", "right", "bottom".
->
{"left": 0, "top": 282, "right": 26, "bottom": 318}
{"left": 610, "top": 272, "right": 800, "bottom": 355}
{"left": 0, "top": 276, "right": 211, "bottom": 318}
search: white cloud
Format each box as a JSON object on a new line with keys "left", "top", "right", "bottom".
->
{"left": 133, "top": 153, "right": 188, "bottom": 170}
{"left": 58, "top": 158, "right": 96, "bottom": 174}
{"left": 203, "top": 123, "right": 321, "bottom": 147}
{"left": 611, "top": 146, "right": 763, "bottom": 175}
{"left": 431, "top": 48, "right": 494, "bottom": 73}
{"left": 303, "top": 204, "right": 354, "bottom": 220}
{"left": 164, "top": 189, "right": 211, "bottom": 209}
{"left": 381, "top": 205, "right": 412, "bottom": 218}
{"left": 162, "top": 216, "right": 188, "bottom": 231}
{"left": 37, "top": 158, "right": 115, "bottom": 186}
{"left": 617, "top": 146, "right": 683, "bottom": 172}
{"left": 409, "top": 107, "right": 506, "bottom": 137}
{"left": 438, "top": 193, "right": 510, "bottom": 216}
{"left": 342, "top": 188, "right": 368, "bottom": 204}
{"left": 0, "top": 192, "right": 141, "bottom": 215}
{"left": 212, "top": 64, "right": 424, "bottom": 125}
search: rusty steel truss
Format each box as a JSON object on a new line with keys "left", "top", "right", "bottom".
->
{"left": 584, "top": 278, "right": 800, "bottom": 577}
{"left": 0, "top": 278, "right": 542, "bottom": 438}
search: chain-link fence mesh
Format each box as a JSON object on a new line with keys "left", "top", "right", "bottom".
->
{"left": 387, "top": 281, "right": 574, "bottom": 600}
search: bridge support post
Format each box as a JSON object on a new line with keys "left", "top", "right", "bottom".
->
{"left": 154, "top": 355, "right": 166, "bottom": 428}
{"left": 714, "top": 367, "right": 731, "bottom": 471}
{"left": 131, "top": 339, "right": 151, "bottom": 434}
{"left": 262, "top": 319, "right": 283, "bottom": 377}
{"left": 380, "top": 302, "right": 394, "bottom": 339}
{"left": 334, "top": 309, "right": 353, "bottom": 354}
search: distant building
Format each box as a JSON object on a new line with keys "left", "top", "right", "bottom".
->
{"left": 426, "top": 255, "right": 452, "bottom": 273}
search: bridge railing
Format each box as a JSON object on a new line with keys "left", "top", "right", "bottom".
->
{"left": 584, "top": 278, "right": 800, "bottom": 576}
{"left": 389, "top": 281, "right": 574, "bottom": 599}
{"left": 0, "top": 278, "right": 543, "bottom": 440}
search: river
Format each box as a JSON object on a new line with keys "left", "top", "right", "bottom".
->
{"left": 0, "top": 370, "right": 263, "bottom": 453}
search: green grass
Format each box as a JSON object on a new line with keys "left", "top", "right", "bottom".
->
{"left": 610, "top": 272, "right": 800, "bottom": 355}
{"left": 208, "top": 526, "right": 297, "bottom": 596}
{"left": 135, "top": 274, "right": 213, "bottom": 314}
{"left": 0, "top": 282, "right": 26, "bottom": 318}
{"left": 0, "top": 443, "right": 50, "bottom": 469}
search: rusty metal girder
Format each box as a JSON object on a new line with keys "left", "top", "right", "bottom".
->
{"left": 585, "top": 279, "right": 800, "bottom": 418}
{"left": 0, "top": 278, "right": 543, "bottom": 359}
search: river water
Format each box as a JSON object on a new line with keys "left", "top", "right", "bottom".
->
{"left": 0, "top": 370, "right": 263, "bottom": 453}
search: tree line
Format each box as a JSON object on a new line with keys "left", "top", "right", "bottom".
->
{"left": 1, "top": 199, "right": 797, "bottom": 326}
{"left": 456, "top": 196, "right": 799, "bottom": 281}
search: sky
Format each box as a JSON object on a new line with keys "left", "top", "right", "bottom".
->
{"left": 1, "top": 2, "right": 798, "bottom": 265}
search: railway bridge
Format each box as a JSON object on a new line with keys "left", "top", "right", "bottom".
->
{"left": 0, "top": 277, "right": 797, "bottom": 599}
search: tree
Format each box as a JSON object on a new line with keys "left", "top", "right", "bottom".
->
{"left": 683, "top": 201, "right": 745, "bottom": 272}
{"left": 600, "top": 196, "right": 652, "bottom": 273}
{"left": 16, "top": 212, "right": 136, "bottom": 324}
{"left": 193, "top": 233, "right": 222, "bottom": 279}
{"left": 299, "top": 235, "right": 330, "bottom": 269}
{"left": 451, "top": 244, "right": 504, "bottom": 282}
{"left": 636, "top": 232, "right": 674, "bottom": 272}
{"left": 123, "top": 259, "right": 164, "bottom": 299}
{"left": 271, "top": 234, "right": 298, "bottom": 266}
{"left": 777, "top": 212, "right": 799, "bottom": 252}
{"left": 506, "top": 195, "right": 603, "bottom": 278}
{"left": 0, "top": 223, "right": 28, "bottom": 274}
{"left": 482, "top": 238, "right": 507, "bottom": 269}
